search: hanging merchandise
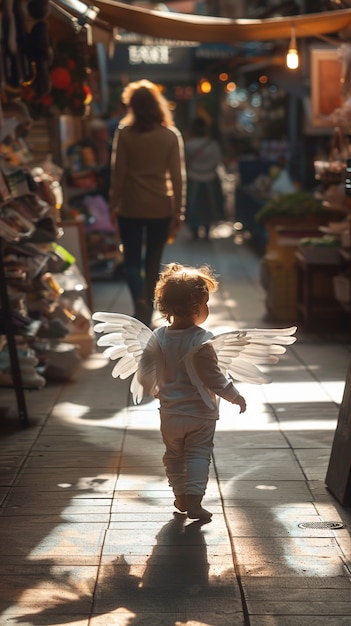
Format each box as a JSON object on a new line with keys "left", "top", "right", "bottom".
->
{"left": 2, "top": 0, "right": 35, "bottom": 95}
{"left": 21, "top": 37, "right": 93, "bottom": 118}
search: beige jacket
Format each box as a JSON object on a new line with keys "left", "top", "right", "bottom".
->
{"left": 109, "top": 124, "right": 186, "bottom": 219}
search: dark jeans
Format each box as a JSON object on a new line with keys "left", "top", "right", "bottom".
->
{"left": 118, "top": 215, "right": 171, "bottom": 310}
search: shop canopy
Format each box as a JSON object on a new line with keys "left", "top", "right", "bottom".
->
{"left": 49, "top": 1, "right": 351, "bottom": 44}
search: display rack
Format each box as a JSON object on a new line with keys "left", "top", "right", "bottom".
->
{"left": 0, "top": 238, "right": 29, "bottom": 428}
{"left": 0, "top": 115, "right": 96, "bottom": 428}
{"left": 0, "top": 117, "right": 30, "bottom": 427}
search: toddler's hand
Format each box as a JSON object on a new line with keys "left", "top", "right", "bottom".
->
{"left": 234, "top": 394, "right": 246, "bottom": 413}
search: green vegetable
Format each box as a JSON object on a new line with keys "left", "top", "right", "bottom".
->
{"left": 255, "top": 192, "right": 327, "bottom": 223}
{"left": 299, "top": 235, "right": 340, "bottom": 247}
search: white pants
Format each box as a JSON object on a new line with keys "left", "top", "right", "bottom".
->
{"left": 160, "top": 413, "right": 216, "bottom": 496}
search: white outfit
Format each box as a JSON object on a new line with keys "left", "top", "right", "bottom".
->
{"left": 153, "top": 325, "right": 239, "bottom": 418}
{"left": 140, "top": 325, "right": 240, "bottom": 496}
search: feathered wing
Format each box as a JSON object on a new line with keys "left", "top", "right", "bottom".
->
{"left": 211, "top": 326, "right": 297, "bottom": 383}
{"left": 183, "top": 326, "right": 297, "bottom": 408}
{"left": 92, "top": 312, "right": 162, "bottom": 404}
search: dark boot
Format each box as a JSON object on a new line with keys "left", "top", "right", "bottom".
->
{"left": 186, "top": 495, "right": 212, "bottom": 521}
{"left": 174, "top": 494, "right": 187, "bottom": 513}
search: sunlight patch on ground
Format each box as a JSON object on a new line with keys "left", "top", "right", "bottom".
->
{"left": 273, "top": 419, "right": 336, "bottom": 431}
{"left": 75, "top": 474, "right": 117, "bottom": 491}
{"left": 273, "top": 506, "right": 347, "bottom": 574}
{"left": 217, "top": 418, "right": 279, "bottom": 432}
{"left": 82, "top": 354, "right": 109, "bottom": 370}
{"left": 218, "top": 417, "right": 337, "bottom": 432}
{"left": 52, "top": 402, "right": 90, "bottom": 420}
{"left": 175, "top": 622, "right": 213, "bottom": 626}
{"left": 210, "top": 222, "right": 234, "bottom": 238}
{"left": 262, "top": 381, "right": 344, "bottom": 404}
{"left": 256, "top": 485, "right": 278, "bottom": 490}
{"left": 52, "top": 402, "right": 129, "bottom": 427}
{"left": 51, "top": 401, "right": 160, "bottom": 430}
{"left": 116, "top": 476, "right": 167, "bottom": 489}
{"left": 90, "top": 610, "right": 137, "bottom": 624}
{"left": 220, "top": 410, "right": 336, "bottom": 431}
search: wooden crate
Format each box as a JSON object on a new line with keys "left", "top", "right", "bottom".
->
{"left": 264, "top": 262, "right": 299, "bottom": 321}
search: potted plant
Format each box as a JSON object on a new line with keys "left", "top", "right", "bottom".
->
{"left": 255, "top": 191, "right": 344, "bottom": 262}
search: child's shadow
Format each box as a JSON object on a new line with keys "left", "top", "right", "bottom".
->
{"left": 142, "top": 512, "right": 210, "bottom": 595}
{"left": 112, "top": 512, "right": 210, "bottom": 619}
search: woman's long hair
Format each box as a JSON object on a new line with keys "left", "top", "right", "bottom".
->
{"left": 119, "top": 79, "right": 174, "bottom": 131}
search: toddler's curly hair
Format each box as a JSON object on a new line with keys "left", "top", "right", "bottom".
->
{"left": 154, "top": 263, "right": 218, "bottom": 322}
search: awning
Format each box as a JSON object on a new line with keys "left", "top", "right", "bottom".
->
{"left": 68, "top": 1, "right": 351, "bottom": 44}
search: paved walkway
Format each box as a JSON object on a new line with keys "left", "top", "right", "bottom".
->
{"left": 1, "top": 224, "right": 351, "bottom": 625}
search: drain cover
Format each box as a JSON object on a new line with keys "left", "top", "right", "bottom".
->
{"left": 298, "top": 521, "right": 344, "bottom": 530}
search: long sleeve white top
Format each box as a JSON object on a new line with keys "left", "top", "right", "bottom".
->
{"left": 143, "top": 325, "right": 240, "bottom": 420}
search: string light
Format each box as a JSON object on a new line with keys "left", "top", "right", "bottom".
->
{"left": 286, "top": 27, "right": 299, "bottom": 70}
{"left": 198, "top": 78, "right": 212, "bottom": 94}
{"left": 225, "top": 81, "right": 236, "bottom": 93}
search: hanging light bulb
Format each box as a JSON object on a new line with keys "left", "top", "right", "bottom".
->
{"left": 286, "top": 27, "right": 299, "bottom": 70}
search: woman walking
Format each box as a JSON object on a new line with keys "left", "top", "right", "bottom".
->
{"left": 109, "top": 79, "right": 186, "bottom": 326}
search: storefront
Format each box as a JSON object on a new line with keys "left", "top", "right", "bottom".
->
{"left": 2, "top": 1, "right": 351, "bottom": 427}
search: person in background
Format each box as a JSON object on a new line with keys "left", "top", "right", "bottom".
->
{"left": 184, "top": 117, "right": 225, "bottom": 240}
{"left": 270, "top": 155, "right": 297, "bottom": 196}
{"left": 109, "top": 79, "right": 186, "bottom": 327}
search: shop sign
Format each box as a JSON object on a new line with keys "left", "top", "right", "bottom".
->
{"left": 108, "top": 44, "right": 191, "bottom": 79}
{"left": 128, "top": 45, "right": 172, "bottom": 65}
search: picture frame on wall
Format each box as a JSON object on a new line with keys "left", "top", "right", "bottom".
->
{"left": 310, "top": 47, "right": 343, "bottom": 128}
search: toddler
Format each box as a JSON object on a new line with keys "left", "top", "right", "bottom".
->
{"left": 139, "top": 262, "right": 246, "bottom": 521}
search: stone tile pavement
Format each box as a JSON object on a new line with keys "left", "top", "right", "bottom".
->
{"left": 0, "top": 224, "right": 351, "bottom": 625}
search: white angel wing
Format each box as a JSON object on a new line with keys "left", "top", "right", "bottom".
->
{"left": 210, "top": 326, "right": 297, "bottom": 384}
{"left": 92, "top": 312, "right": 161, "bottom": 404}
{"left": 183, "top": 326, "right": 297, "bottom": 408}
